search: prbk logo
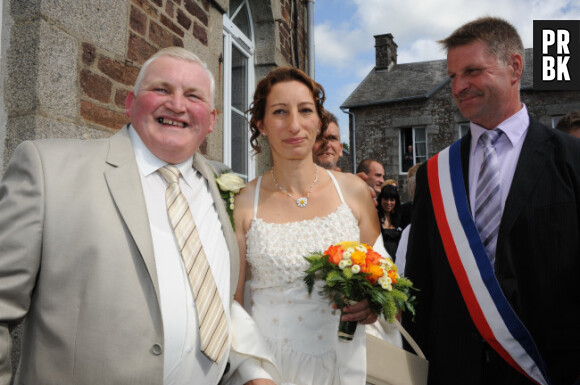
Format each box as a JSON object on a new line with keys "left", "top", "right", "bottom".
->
{"left": 533, "top": 20, "right": 580, "bottom": 90}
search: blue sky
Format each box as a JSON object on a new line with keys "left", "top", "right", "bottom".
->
{"left": 313, "top": 0, "right": 580, "bottom": 142}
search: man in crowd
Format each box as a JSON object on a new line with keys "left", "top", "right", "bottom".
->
{"left": 555, "top": 110, "right": 580, "bottom": 139}
{"left": 404, "top": 17, "right": 580, "bottom": 385}
{"left": 0, "top": 47, "right": 277, "bottom": 385}
{"left": 356, "top": 159, "right": 385, "bottom": 197}
{"left": 402, "top": 144, "right": 414, "bottom": 172}
{"left": 312, "top": 112, "right": 343, "bottom": 171}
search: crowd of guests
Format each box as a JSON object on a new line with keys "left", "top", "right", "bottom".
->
{"left": 355, "top": 158, "right": 416, "bottom": 265}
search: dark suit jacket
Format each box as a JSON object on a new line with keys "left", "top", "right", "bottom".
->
{"left": 403, "top": 117, "right": 580, "bottom": 385}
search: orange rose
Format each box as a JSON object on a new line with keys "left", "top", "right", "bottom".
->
{"left": 366, "top": 264, "right": 384, "bottom": 284}
{"left": 325, "top": 245, "right": 344, "bottom": 265}
{"left": 365, "top": 249, "right": 382, "bottom": 266}
{"left": 387, "top": 270, "right": 398, "bottom": 284}
{"left": 351, "top": 250, "right": 367, "bottom": 265}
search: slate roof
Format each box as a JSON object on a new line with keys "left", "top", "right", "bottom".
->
{"left": 341, "top": 49, "right": 534, "bottom": 109}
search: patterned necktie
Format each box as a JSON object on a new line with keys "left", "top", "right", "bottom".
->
{"left": 158, "top": 165, "right": 229, "bottom": 363}
{"left": 474, "top": 129, "right": 503, "bottom": 265}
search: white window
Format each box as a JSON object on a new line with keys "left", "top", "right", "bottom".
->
{"left": 400, "top": 127, "right": 427, "bottom": 173}
{"left": 223, "top": 0, "right": 255, "bottom": 181}
{"left": 458, "top": 123, "right": 470, "bottom": 138}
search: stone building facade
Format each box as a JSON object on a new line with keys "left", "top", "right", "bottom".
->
{"left": 342, "top": 34, "right": 580, "bottom": 200}
{"left": 0, "top": 0, "right": 312, "bottom": 178}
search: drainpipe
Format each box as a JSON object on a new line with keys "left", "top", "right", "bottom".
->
{"left": 306, "top": 0, "right": 315, "bottom": 77}
{"left": 341, "top": 107, "right": 356, "bottom": 172}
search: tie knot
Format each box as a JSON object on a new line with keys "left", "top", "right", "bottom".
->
{"left": 479, "top": 129, "right": 502, "bottom": 148}
{"left": 158, "top": 165, "right": 181, "bottom": 184}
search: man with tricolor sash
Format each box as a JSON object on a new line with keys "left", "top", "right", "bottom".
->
{"left": 403, "top": 17, "right": 580, "bottom": 385}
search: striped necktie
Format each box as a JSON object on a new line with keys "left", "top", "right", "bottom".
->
{"left": 474, "top": 129, "right": 503, "bottom": 266}
{"left": 158, "top": 165, "right": 229, "bottom": 363}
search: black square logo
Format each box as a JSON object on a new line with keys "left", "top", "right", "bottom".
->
{"left": 533, "top": 20, "right": 580, "bottom": 90}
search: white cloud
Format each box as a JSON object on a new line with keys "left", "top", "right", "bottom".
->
{"left": 314, "top": 23, "right": 371, "bottom": 68}
{"left": 319, "top": 0, "right": 580, "bottom": 64}
{"left": 398, "top": 39, "right": 446, "bottom": 64}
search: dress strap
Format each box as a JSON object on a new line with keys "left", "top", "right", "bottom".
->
{"left": 326, "top": 169, "right": 346, "bottom": 205}
{"left": 253, "top": 175, "right": 262, "bottom": 219}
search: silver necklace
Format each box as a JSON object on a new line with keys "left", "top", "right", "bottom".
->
{"left": 271, "top": 165, "right": 319, "bottom": 207}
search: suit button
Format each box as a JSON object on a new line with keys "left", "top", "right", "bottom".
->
{"left": 151, "top": 344, "right": 163, "bottom": 355}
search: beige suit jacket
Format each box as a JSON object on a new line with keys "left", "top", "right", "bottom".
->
{"left": 0, "top": 126, "right": 240, "bottom": 384}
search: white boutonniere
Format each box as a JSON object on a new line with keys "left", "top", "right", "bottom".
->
{"left": 215, "top": 172, "right": 245, "bottom": 229}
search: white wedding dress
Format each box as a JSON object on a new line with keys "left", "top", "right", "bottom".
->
{"left": 245, "top": 171, "right": 367, "bottom": 385}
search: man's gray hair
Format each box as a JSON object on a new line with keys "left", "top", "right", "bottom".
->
{"left": 133, "top": 47, "right": 215, "bottom": 109}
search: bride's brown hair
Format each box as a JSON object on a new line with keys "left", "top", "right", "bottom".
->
{"left": 247, "top": 67, "right": 329, "bottom": 153}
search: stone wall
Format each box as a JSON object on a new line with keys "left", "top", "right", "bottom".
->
{"left": 523, "top": 89, "right": 580, "bottom": 127}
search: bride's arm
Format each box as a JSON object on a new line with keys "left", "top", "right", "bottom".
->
{"left": 233, "top": 183, "right": 254, "bottom": 306}
{"left": 356, "top": 187, "right": 381, "bottom": 246}
{"left": 233, "top": 232, "right": 248, "bottom": 306}
{"left": 336, "top": 171, "right": 380, "bottom": 244}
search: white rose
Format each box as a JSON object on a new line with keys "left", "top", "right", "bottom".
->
{"left": 216, "top": 173, "right": 245, "bottom": 193}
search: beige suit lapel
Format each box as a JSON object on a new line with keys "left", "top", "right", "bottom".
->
{"left": 192, "top": 154, "right": 240, "bottom": 299}
{"left": 104, "top": 125, "right": 159, "bottom": 298}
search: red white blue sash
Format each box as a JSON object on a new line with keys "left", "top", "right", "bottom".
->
{"left": 427, "top": 140, "right": 551, "bottom": 385}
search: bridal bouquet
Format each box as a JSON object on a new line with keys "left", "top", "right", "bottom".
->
{"left": 304, "top": 241, "right": 416, "bottom": 340}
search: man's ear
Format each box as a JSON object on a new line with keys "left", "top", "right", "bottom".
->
{"left": 125, "top": 91, "right": 135, "bottom": 117}
{"left": 208, "top": 108, "right": 217, "bottom": 133}
{"left": 509, "top": 53, "right": 523, "bottom": 84}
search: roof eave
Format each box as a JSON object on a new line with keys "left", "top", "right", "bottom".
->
{"left": 341, "top": 78, "right": 450, "bottom": 110}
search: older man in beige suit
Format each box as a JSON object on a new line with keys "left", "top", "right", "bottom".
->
{"left": 0, "top": 48, "right": 277, "bottom": 385}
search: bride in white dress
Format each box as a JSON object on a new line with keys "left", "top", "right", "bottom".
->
{"left": 233, "top": 67, "right": 381, "bottom": 385}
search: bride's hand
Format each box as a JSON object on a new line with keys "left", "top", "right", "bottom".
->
{"left": 244, "top": 379, "right": 277, "bottom": 385}
{"left": 336, "top": 299, "right": 378, "bottom": 324}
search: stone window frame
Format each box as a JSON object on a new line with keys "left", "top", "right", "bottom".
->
{"left": 222, "top": 0, "right": 256, "bottom": 181}
{"left": 399, "top": 126, "right": 427, "bottom": 174}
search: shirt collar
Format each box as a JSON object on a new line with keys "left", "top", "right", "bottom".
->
{"left": 128, "top": 124, "right": 196, "bottom": 185}
{"left": 470, "top": 104, "right": 529, "bottom": 154}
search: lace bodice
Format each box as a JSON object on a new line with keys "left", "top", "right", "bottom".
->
{"left": 246, "top": 203, "right": 360, "bottom": 289}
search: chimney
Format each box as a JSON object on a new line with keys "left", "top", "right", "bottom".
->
{"left": 374, "top": 33, "right": 397, "bottom": 70}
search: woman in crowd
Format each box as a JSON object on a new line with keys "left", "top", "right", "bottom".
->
{"left": 377, "top": 184, "right": 403, "bottom": 260}
{"left": 233, "top": 67, "right": 380, "bottom": 385}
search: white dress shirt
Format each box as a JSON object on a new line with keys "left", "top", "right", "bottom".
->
{"left": 395, "top": 224, "right": 410, "bottom": 274}
{"left": 468, "top": 104, "right": 530, "bottom": 217}
{"left": 129, "top": 126, "right": 230, "bottom": 385}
